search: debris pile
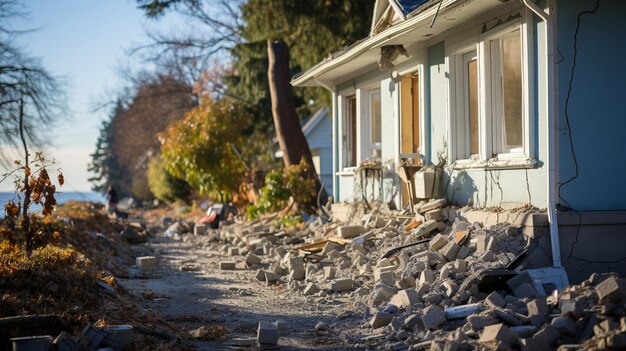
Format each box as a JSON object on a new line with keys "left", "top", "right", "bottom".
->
{"left": 0, "top": 202, "right": 189, "bottom": 350}
{"left": 194, "top": 199, "right": 626, "bottom": 350}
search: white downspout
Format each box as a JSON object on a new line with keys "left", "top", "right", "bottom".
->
{"left": 521, "top": 0, "right": 561, "bottom": 268}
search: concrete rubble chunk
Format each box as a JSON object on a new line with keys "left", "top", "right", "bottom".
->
{"left": 442, "top": 280, "right": 459, "bottom": 298}
{"left": 136, "top": 256, "right": 157, "bottom": 271}
{"left": 420, "top": 269, "right": 435, "bottom": 285}
{"left": 414, "top": 220, "right": 439, "bottom": 237}
{"left": 419, "top": 199, "right": 447, "bottom": 214}
{"left": 257, "top": 321, "right": 279, "bottom": 345}
{"left": 439, "top": 241, "right": 460, "bottom": 261}
{"left": 322, "top": 241, "right": 343, "bottom": 255}
{"left": 245, "top": 253, "right": 262, "bottom": 266}
{"left": 219, "top": 261, "right": 236, "bottom": 270}
{"left": 370, "top": 312, "right": 393, "bottom": 329}
{"left": 595, "top": 276, "right": 625, "bottom": 303}
{"left": 303, "top": 282, "right": 320, "bottom": 296}
{"left": 425, "top": 209, "right": 444, "bottom": 222}
{"left": 332, "top": 278, "right": 353, "bottom": 292}
{"left": 337, "top": 225, "right": 365, "bottom": 239}
{"left": 228, "top": 247, "right": 239, "bottom": 256}
{"left": 390, "top": 288, "right": 419, "bottom": 308}
{"left": 479, "top": 324, "right": 516, "bottom": 349}
{"left": 485, "top": 292, "right": 506, "bottom": 309}
{"left": 375, "top": 267, "right": 396, "bottom": 286}
{"left": 324, "top": 267, "right": 336, "bottom": 280}
{"left": 429, "top": 234, "right": 449, "bottom": 251}
{"left": 421, "top": 306, "right": 446, "bottom": 330}
{"left": 551, "top": 316, "right": 577, "bottom": 336}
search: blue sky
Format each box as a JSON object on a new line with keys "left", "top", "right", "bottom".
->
{"left": 0, "top": 0, "right": 183, "bottom": 192}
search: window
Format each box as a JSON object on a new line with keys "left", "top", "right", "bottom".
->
{"left": 450, "top": 14, "right": 530, "bottom": 163}
{"left": 400, "top": 75, "right": 420, "bottom": 155}
{"left": 464, "top": 51, "right": 479, "bottom": 157}
{"left": 370, "top": 90, "right": 382, "bottom": 147}
{"left": 342, "top": 95, "right": 357, "bottom": 167}
{"left": 491, "top": 32, "right": 523, "bottom": 154}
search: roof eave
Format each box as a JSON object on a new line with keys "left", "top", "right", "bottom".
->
{"left": 291, "top": 0, "right": 460, "bottom": 88}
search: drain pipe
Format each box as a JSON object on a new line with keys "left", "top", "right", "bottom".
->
{"left": 521, "top": 0, "right": 562, "bottom": 268}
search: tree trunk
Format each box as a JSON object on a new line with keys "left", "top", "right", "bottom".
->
{"left": 267, "top": 39, "right": 326, "bottom": 207}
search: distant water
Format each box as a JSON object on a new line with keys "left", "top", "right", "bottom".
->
{"left": 0, "top": 191, "right": 105, "bottom": 212}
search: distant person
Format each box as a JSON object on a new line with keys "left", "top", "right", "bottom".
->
{"left": 105, "top": 186, "right": 119, "bottom": 215}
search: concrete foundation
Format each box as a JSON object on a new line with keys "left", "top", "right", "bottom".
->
{"left": 523, "top": 211, "right": 626, "bottom": 284}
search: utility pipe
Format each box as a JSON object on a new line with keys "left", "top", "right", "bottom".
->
{"left": 521, "top": 0, "right": 562, "bottom": 268}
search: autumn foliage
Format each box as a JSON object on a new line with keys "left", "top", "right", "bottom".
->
{"left": 159, "top": 92, "right": 253, "bottom": 198}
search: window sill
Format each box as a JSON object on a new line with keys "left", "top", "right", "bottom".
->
{"left": 453, "top": 157, "right": 537, "bottom": 170}
{"left": 337, "top": 167, "right": 357, "bottom": 176}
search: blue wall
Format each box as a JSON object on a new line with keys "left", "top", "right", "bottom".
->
{"left": 557, "top": 1, "right": 626, "bottom": 211}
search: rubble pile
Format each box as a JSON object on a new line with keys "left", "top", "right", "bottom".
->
{"left": 0, "top": 202, "right": 189, "bottom": 350}
{"left": 192, "top": 199, "right": 626, "bottom": 350}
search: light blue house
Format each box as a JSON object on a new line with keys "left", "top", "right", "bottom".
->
{"left": 293, "top": 0, "right": 626, "bottom": 281}
{"left": 275, "top": 107, "right": 333, "bottom": 196}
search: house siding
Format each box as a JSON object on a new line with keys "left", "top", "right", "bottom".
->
{"left": 556, "top": 0, "right": 626, "bottom": 211}
{"left": 306, "top": 112, "right": 334, "bottom": 197}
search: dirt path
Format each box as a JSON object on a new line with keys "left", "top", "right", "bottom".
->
{"left": 118, "top": 232, "right": 365, "bottom": 350}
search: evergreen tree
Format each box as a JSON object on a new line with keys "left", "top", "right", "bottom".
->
{"left": 87, "top": 102, "right": 124, "bottom": 193}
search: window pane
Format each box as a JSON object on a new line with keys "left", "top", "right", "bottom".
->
{"left": 348, "top": 96, "right": 356, "bottom": 166}
{"left": 502, "top": 34, "right": 522, "bottom": 149}
{"left": 371, "top": 92, "right": 381, "bottom": 144}
{"left": 468, "top": 58, "right": 479, "bottom": 155}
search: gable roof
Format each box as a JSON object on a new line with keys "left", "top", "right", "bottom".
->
{"left": 301, "top": 107, "right": 329, "bottom": 138}
{"left": 393, "top": 0, "right": 431, "bottom": 17}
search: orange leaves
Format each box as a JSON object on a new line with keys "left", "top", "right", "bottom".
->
{"left": 4, "top": 201, "right": 20, "bottom": 218}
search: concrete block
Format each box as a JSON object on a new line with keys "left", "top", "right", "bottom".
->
{"left": 479, "top": 324, "right": 516, "bottom": 348}
{"left": 429, "top": 234, "right": 449, "bottom": 251}
{"left": 136, "top": 256, "right": 157, "bottom": 271}
{"left": 494, "top": 308, "right": 522, "bottom": 326}
{"left": 419, "top": 269, "right": 435, "bottom": 285}
{"left": 418, "top": 199, "right": 447, "bottom": 214}
{"left": 219, "top": 261, "right": 236, "bottom": 270}
{"left": 484, "top": 292, "right": 506, "bottom": 309}
{"left": 257, "top": 321, "right": 279, "bottom": 345}
{"left": 405, "top": 313, "right": 423, "bottom": 331}
{"left": 551, "top": 316, "right": 577, "bottom": 336}
{"left": 425, "top": 209, "right": 444, "bottom": 222}
{"left": 527, "top": 299, "right": 548, "bottom": 327}
{"left": 560, "top": 299, "right": 582, "bottom": 318}
{"left": 442, "top": 280, "right": 458, "bottom": 298}
{"left": 245, "top": 253, "right": 262, "bottom": 266}
{"left": 512, "top": 282, "right": 538, "bottom": 299}
{"left": 595, "top": 276, "right": 625, "bottom": 303}
{"left": 337, "top": 225, "right": 365, "bottom": 239}
{"left": 324, "top": 267, "right": 336, "bottom": 280}
{"left": 331, "top": 203, "right": 352, "bottom": 222}
{"left": 390, "top": 316, "right": 404, "bottom": 333}
{"left": 193, "top": 224, "right": 207, "bottom": 236}
{"left": 370, "top": 312, "right": 392, "bottom": 329}
{"left": 454, "top": 259, "right": 468, "bottom": 273}
{"left": 288, "top": 257, "right": 305, "bottom": 280}
{"left": 421, "top": 306, "right": 446, "bottom": 330}
{"left": 467, "top": 313, "right": 499, "bottom": 332}
{"left": 390, "top": 289, "right": 419, "bottom": 308}
{"left": 332, "top": 278, "right": 353, "bottom": 292}
{"left": 228, "top": 247, "right": 239, "bottom": 256}
{"left": 375, "top": 268, "right": 396, "bottom": 286}
{"left": 457, "top": 246, "right": 471, "bottom": 259}
{"left": 303, "top": 283, "right": 320, "bottom": 296}
{"left": 322, "top": 241, "right": 343, "bottom": 255}
{"left": 440, "top": 241, "right": 460, "bottom": 261}
{"left": 414, "top": 220, "right": 439, "bottom": 237}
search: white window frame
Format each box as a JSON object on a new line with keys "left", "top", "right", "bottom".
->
{"left": 341, "top": 94, "right": 357, "bottom": 169}
{"left": 369, "top": 89, "right": 382, "bottom": 151}
{"left": 447, "top": 9, "right": 534, "bottom": 165}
